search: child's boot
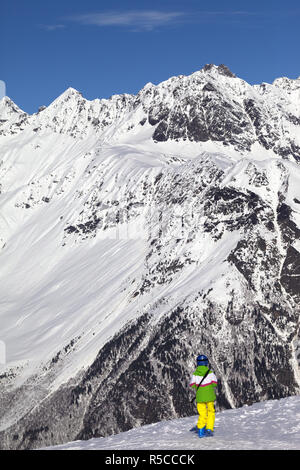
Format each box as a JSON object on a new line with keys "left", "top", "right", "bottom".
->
{"left": 205, "top": 429, "right": 214, "bottom": 437}
{"left": 198, "top": 426, "right": 206, "bottom": 438}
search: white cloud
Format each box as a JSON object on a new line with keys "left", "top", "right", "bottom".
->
{"left": 48, "top": 9, "right": 257, "bottom": 33}
{"left": 68, "top": 10, "right": 185, "bottom": 31}
{"left": 40, "top": 24, "right": 66, "bottom": 31}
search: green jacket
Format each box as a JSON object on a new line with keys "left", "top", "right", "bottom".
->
{"left": 189, "top": 365, "right": 218, "bottom": 403}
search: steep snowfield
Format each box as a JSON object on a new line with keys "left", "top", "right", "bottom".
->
{"left": 44, "top": 396, "right": 300, "bottom": 450}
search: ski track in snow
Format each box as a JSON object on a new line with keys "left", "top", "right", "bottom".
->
{"left": 44, "top": 396, "right": 300, "bottom": 450}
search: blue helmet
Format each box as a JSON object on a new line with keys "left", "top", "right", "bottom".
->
{"left": 197, "top": 354, "right": 208, "bottom": 366}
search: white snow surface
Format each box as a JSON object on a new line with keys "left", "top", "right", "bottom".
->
{"left": 44, "top": 396, "right": 300, "bottom": 450}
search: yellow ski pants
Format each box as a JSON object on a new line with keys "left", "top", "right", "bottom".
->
{"left": 197, "top": 401, "right": 215, "bottom": 431}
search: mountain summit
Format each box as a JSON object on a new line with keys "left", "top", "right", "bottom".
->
{"left": 202, "top": 63, "right": 237, "bottom": 77}
{"left": 0, "top": 66, "right": 299, "bottom": 449}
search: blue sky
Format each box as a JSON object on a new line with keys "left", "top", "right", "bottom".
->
{"left": 1, "top": 0, "right": 300, "bottom": 114}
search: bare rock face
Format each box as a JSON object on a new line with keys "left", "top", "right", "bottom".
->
{"left": 0, "top": 65, "right": 299, "bottom": 449}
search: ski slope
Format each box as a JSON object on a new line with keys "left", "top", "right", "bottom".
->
{"left": 44, "top": 396, "right": 300, "bottom": 450}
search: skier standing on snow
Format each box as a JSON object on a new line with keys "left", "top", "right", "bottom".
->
{"left": 189, "top": 354, "right": 218, "bottom": 438}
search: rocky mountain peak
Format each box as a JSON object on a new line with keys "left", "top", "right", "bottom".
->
{"left": 0, "top": 96, "right": 28, "bottom": 136}
{"left": 47, "top": 86, "right": 85, "bottom": 110}
{"left": 0, "top": 96, "right": 26, "bottom": 116}
{"left": 202, "top": 63, "right": 236, "bottom": 78}
{"left": 272, "top": 75, "right": 300, "bottom": 92}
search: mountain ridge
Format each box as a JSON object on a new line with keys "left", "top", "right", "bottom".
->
{"left": 1, "top": 64, "right": 300, "bottom": 162}
{"left": 0, "top": 64, "right": 299, "bottom": 449}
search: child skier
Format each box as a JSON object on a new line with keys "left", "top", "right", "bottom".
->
{"left": 189, "top": 354, "right": 218, "bottom": 438}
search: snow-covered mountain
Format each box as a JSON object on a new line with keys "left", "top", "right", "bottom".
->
{"left": 0, "top": 64, "right": 299, "bottom": 450}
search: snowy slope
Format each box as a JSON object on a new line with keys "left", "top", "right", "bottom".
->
{"left": 0, "top": 64, "right": 299, "bottom": 450}
{"left": 44, "top": 396, "right": 300, "bottom": 450}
